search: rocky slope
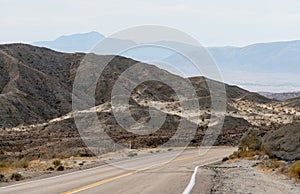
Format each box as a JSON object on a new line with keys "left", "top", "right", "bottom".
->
{"left": 263, "top": 122, "right": 300, "bottom": 161}
{"left": 0, "top": 44, "right": 299, "bottom": 161}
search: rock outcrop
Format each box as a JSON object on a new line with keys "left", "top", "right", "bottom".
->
{"left": 263, "top": 122, "right": 300, "bottom": 161}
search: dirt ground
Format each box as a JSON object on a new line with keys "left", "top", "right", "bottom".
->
{"left": 205, "top": 159, "right": 300, "bottom": 194}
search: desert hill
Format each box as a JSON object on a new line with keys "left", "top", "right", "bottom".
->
{"left": 259, "top": 92, "right": 300, "bottom": 101}
{"left": 0, "top": 44, "right": 299, "bottom": 161}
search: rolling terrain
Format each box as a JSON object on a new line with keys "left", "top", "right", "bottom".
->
{"left": 0, "top": 44, "right": 299, "bottom": 162}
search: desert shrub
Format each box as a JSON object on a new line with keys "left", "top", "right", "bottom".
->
{"left": 57, "top": 166, "right": 64, "bottom": 171}
{"left": 78, "top": 161, "right": 85, "bottom": 166}
{"left": 0, "top": 174, "right": 7, "bottom": 182}
{"left": 127, "top": 152, "right": 138, "bottom": 157}
{"left": 239, "top": 128, "right": 262, "bottom": 151}
{"left": 289, "top": 160, "right": 300, "bottom": 179}
{"left": 10, "top": 173, "right": 24, "bottom": 181}
{"left": 222, "top": 157, "right": 229, "bottom": 162}
{"left": 47, "top": 166, "right": 54, "bottom": 171}
{"left": 53, "top": 160, "right": 62, "bottom": 168}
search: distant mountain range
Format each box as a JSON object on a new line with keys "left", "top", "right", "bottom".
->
{"left": 32, "top": 32, "right": 300, "bottom": 93}
{"left": 259, "top": 92, "right": 300, "bottom": 101}
{"left": 33, "top": 31, "right": 105, "bottom": 53}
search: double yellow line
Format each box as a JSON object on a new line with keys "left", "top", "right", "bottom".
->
{"left": 62, "top": 150, "right": 224, "bottom": 194}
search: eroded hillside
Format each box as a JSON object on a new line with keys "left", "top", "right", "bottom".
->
{"left": 0, "top": 44, "right": 299, "bottom": 161}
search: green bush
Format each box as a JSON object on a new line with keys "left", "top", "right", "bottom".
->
{"left": 53, "top": 160, "right": 62, "bottom": 168}
{"left": 239, "top": 128, "right": 262, "bottom": 151}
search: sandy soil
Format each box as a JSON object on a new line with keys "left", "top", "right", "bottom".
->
{"left": 208, "top": 159, "right": 300, "bottom": 194}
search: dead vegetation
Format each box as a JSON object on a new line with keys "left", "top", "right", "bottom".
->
{"left": 289, "top": 160, "right": 300, "bottom": 179}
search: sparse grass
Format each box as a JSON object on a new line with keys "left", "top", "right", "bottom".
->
{"left": 0, "top": 160, "right": 29, "bottom": 174}
{"left": 268, "top": 160, "right": 284, "bottom": 169}
{"left": 229, "top": 150, "right": 266, "bottom": 159}
{"left": 0, "top": 162, "right": 8, "bottom": 168}
{"left": 289, "top": 160, "right": 300, "bottom": 179}
{"left": 261, "top": 159, "right": 284, "bottom": 169}
{"left": 12, "top": 160, "right": 29, "bottom": 169}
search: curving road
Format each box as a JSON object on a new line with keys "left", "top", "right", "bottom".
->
{"left": 0, "top": 147, "right": 235, "bottom": 194}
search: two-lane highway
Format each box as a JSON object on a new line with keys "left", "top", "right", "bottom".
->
{"left": 0, "top": 147, "right": 235, "bottom": 194}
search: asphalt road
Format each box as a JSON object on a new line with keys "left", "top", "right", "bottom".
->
{"left": 0, "top": 147, "right": 235, "bottom": 194}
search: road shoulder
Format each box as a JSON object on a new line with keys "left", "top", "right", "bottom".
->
{"left": 206, "top": 159, "right": 300, "bottom": 194}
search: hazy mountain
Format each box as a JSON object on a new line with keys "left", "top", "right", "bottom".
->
{"left": 33, "top": 31, "right": 105, "bottom": 53}
{"left": 31, "top": 32, "right": 300, "bottom": 92}
{"left": 259, "top": 92, "right": 300, "bottom": 101}
{"left": 209, "top": 40, "right": 300, "bottom": 74}
{"left": 161, "top": 41, "right": 300, "bottom": 92}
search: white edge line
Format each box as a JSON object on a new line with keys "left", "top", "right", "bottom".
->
{"left": 182, "top": 159, "right": 220, "bottom": 194}
{"left": 182, "top": 166, "right": 199, "bottom": 194}
{"left": 0, "top": 149, "right": 224, "bottom": 190}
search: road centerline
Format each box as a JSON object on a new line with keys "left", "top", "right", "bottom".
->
{"left": 61, "top": 154, "right": 200, "bottom": 194}
{"left": 61, "top": 149, "right": 226, "bottom": 194}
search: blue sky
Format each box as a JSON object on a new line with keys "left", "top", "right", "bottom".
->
{"left": 1, "top": 0, "right": 300, "bottom": 46}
